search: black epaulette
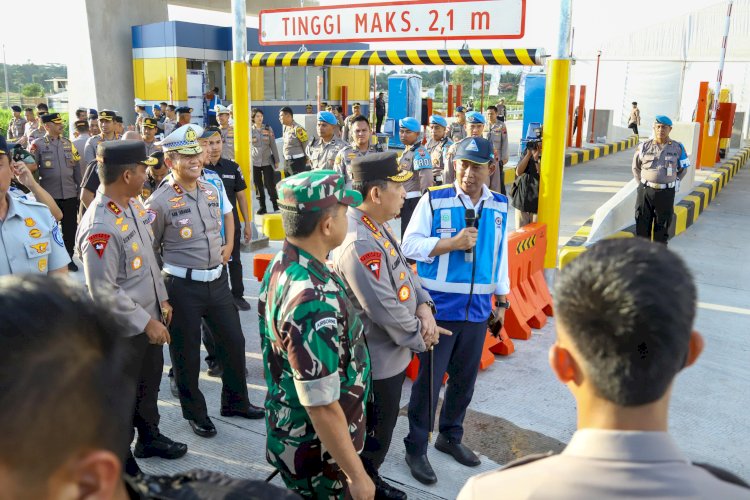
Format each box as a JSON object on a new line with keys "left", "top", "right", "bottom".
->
{"left": 694, "top": 462, "right": 750, "bottom": 489}
{"left": 500, "top": 451, "right": 557, "bottom": 471}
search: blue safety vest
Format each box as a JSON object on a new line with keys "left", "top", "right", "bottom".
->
{"left": 417, "top": 185, "right": 508, "bottom": 323}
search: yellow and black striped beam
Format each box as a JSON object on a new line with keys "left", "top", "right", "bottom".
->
{"left": 247, "top": 48, "right": 543, "bottom": 67}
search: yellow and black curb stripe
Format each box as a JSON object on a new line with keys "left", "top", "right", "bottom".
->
{"left": 247, "top": 48, "right": 543, "bottom": 67}
{"left": 565, "top": 136, "right": 638, "bottom": 167}
{"left": 516, "top": 234, "right": 537, "bottom": 254}
{"left": 558, "top": 145, "right": 750, "bottom": 268}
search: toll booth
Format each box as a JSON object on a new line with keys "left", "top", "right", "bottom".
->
{"left": 521, "top": 74, "right": 546, "bottom": 151}
{"left": 131, "top": 21, "right": 370, "bottom": 137}
{"left": 387, "top": 73, "right": 422, "bottom": 149}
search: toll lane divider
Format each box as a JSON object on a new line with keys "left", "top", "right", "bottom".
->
{"left": 559, "top": 145, "right": 750, "bottom": 268}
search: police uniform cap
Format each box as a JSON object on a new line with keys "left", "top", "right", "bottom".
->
{"left": 175, "top": 106, "right": 192, "bottom": 114}
{"left": 278, "top": 170, "right": 362, "bottom": 213}
{"left": 350, "top": 152, "right": 413, "bottom": 183}
{"left": 214, "top": 104, "right": 230, "bottom": 115}
{"left": 655, "top": 115, "right": 672, "bottom": 127}
{"left": 466, "top": 111, "right": 486, "bottom": 124}
{"left": 352, "top": 102, "right": 361, "bottom": 108}
{"left": 114, "top": 116, "right": 124, "bottom": 123}
{"left": 149, "top": 150, "right": 166, "bottom": 169}
{"left": 429, "top": 115, "right": 447, "bottom": 128}
{"left": 41, "top": 113, "right": 63, "bottom": 124}
{"left": 99, "top": 110, "right": 117, "bottom": 121}
{"left": 158, "top": 124, "right": 203, "bottom": 155}
{"left": 142, "top": 117, "right": 158, "bottom": 129}
{"left": 455, "top": 137, "right": 493, "bottom": 164}
{"left": 200, "top": 126, "right": 221, "bottom": 139}
{"left": 455, "top": 105, "right": 466, "bottom": 113}
{"left": 11, "top": 105, "right": 22, "bottom": 112}
{"left": 97, "top": 140, "right": 158, "bottom": 166}
{"left": 399, "top": 117, "right": 421, "bottom": 133}
{"left": 88, "top": 109, "right": 98, "bottom": 118}
{"left": 74, "top": 119, "right": 88, "bottom": 128}
{"left": 317, "top": 111, "right": 337, "bottom": 126}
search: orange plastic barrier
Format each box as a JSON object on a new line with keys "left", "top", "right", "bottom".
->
{"left": 405, "top": 355, "right": 449, "bottom": 384}
{"left": 253, "top": 253, "right": 275, "bottom": 282}
{"left": 525, "top": 223, "right": 554, "bottom": 322}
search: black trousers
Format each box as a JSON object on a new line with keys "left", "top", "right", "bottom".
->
{"left": 404, "top": 320, "right": 487, "bottom": 456}
{"left": 400, "top": 197, "right": 420, "bottom": 239}
{"left": 122, "top": 332, "right": 163, "bottom": 443}
{"left": 164, "top": 269, "right": 250, "bottom": 421}
{"left": 288, "top": 156, "right": 309, "bottom": 175}
{"left": 361, "top": 370, "right": 406, "bottom": 475}
{"left": 228, "top": 213, "right": 244, "bottom": 298}
{"left": 629, "top": 123, "right": 639, "bottom": 135}
{"left": 254, "top": 164, "right": 279, "bottom": 210}
{"left": 376, "top": 114, "right": 385, "bottom": 134}
{"left": 55, "top": 197, "right": 79, "bottom": 257}
{"left": 636, "top": 185, "right": 675, "bottom": 244}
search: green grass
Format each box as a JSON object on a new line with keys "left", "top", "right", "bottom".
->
{"left": 0, "top": 108, "right": 69, "bottom": 139}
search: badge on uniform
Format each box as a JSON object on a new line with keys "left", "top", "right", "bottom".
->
{"left": 131, "top": 256, "right": 143, "bottom": 270}
{"left": 398, "top": 284, "right": 411, "bottom": 302}
{"left": 399, "top": 271, "right": 406, "bottom": 281}
{"left": 28, "top": 228, "right": 42, "bottom": 239}
{"left": 24, "top": 218, "right": 36, "bottom": 227}
{"left": 131, "top": 242, "right": 139, "bottom": 252}
{"left": 169, "top": 196, "right": 183, "bottom": 203}
{"left": 143, "top": 209, "right": 157, "bottom": 225}
{"left": 38, "top": 257, "right": 48, "bottom": 273}
{"left": 361, "top": 215, "right": 381, "bottom": 236}
{"left": 180, "top": 227, "right": 193, "bottom": 239}
{"left": 359, "top": 251, "right": 382, "bottom": 280}
{"left": 172, "top": 202, "right": 186, "bottom": 209}
{"left": 120, "top": 224, "right": 129, "bottom": 232}
{"left": 30, "top": 242, "right": 49, "bottom": 254}
{"left": 87, "top": 233, "right": 110, "bottom": 258}
{"left": 176, "top": 218, "right": 191, "bottom": 226}
{"left": 52, "top": 223, "right": 64, "bottom": 247}
{"left": 107, "top": 201, "right": 122, "bottom": 216}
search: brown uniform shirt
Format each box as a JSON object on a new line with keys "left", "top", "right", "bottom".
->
{"left": 7, "top": 117, "right": 27, "bottom": 140}
{"left": 282, "top": 121, "right": 308, "bottom": 159}
{"left": 448, "top": 122, "right": 467, "bottom": 143}
{"left": 251, "top": 125, "right": 279, "bottom": 167}
{"left": 399, "top": 143, "right": 433, "bottom": 194}
{"left": 333, "top": 144, "right": 380, "bottom": 182}
{"left": 632, "top": 139, "right": 689, "bottom": 184}
{"left": 306, "top": 136, "right": 348, "bottom": 171}
{"left": 220, "top": 126, "right": 235, "bottom": 160}
{"left": 31, "top": 135, "right": 81, "bottom": 199}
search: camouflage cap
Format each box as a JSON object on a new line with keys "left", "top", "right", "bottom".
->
{"left": 277, "top": 170, "right": 362, "bottom": 213}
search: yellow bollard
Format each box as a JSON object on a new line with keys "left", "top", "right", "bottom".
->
{"left": 232, "top": 60, "right": 251, "bottom": 226}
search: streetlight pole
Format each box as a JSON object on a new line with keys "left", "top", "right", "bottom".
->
{"left": 3, "top": 45, "right": 10, "bottom": 107}
{"left": 589, "top": 50, "right": 601, "bottom": 143}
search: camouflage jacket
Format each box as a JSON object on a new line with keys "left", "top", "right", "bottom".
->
{"left": 258, "top": 240, "right": 371, "bottom": 475}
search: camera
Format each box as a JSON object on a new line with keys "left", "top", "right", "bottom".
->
{"left": 12, "top": 144, "right": 32, "bottom": 163}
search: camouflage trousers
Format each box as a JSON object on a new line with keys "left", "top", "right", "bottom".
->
{"left": 268, "top": 438, "right": 347, "bottom": 499}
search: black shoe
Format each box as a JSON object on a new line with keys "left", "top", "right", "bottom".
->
{"left": 68, "top": 261, "right": 79, "bottom": 272}
{"left": 134, "top": 434, "right": 188, "bottom": 459}
{"left": 373, "top": 474, "right": 407, "bottom": 499}
{"left": 271, "top": 204, "right": 279, "bottom": 213}
{"left": 124, "top": 451, "right": 142, "bottom": 476}
{"left": 234, "top": 296, "right": 252, "bottom": 311}
{"left": 256, "top": 207, "right": 267, "bottom": 215}
{"left": 434, "top": 434, "right": 481, "bottom": 467}
{"left": 220, "top": 403, "right": 265, "bottom": 419}
{"left": 188, "top": 418, "right": 217, "bottom": 437}
{"left": 169, "top": 375, "right": 179, "bottom": 398}
{"left": 206, "top": 359, "right": 223, "bottom": 378}
{"left": 405, "top": 452, "right": 437, "bottom": 485}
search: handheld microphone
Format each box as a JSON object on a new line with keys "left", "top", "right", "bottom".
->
{"left": 465, "top": 208, "right": 476, "bottom": 257}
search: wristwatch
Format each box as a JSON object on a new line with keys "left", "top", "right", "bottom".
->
{"left": 422, "top": 300, "right": 437, "bottom": 315}
{"left": 496, "top": 300, "right": 511, "bottom": 310}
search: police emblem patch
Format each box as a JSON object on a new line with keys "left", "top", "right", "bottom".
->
{"left": 52, "top": 223, "right": 64, "bottom": 247}
{"left": 180, "top": 227, "right": 193, "bottom": 239}
{"left": 87, "top": 233, "right": 110, "bottom": 258}
{"left": 359, "top": 251, "right": 382, "bottom": 280}
{"left": 398, "top": 285, "right": 410, "bottom": 302}
{"left": 29, "top": 228, "right": 42, "bottom": 239}
{"left": 143, "top": 209, "right": 157, "bottom": 225}
{"left": 131, "top": 256, "right": 143, "bottom": 270}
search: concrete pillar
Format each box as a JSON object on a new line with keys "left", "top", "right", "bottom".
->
{"left": 67, "top": 0, "right": 168, "bottom": 126}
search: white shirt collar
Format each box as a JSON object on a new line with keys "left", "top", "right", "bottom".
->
{"left": 453, "top": 181, "right": 493, "bottom": 209}
{"left": 563, "top": 429, "right": 689, "bottom": 463}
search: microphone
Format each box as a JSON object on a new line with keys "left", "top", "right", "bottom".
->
{"left": 465, "top": 208, "right": 476, "bottom": 258}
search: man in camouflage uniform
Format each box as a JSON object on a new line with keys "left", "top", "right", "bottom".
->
{"left": 280, "top": 106, "right": 309, "bottom": 174}
{"left": 333, "top": 115, "right": 381, "bottom": 184}
{"left": 425, "top": 115, "right": 453, "bottom": 185}
{"left": 307, "top": 111, "right": 348, "bottom": 171}
{"left": 397, "top": 117, "right": 432, "bottom": 238}
{"left": 447, "top": 105, "right": 468, "bottom": 143}
{"left": 259, "top": 170, "right": 375, "bottom": 500}
{"left": 483, "top": 105, "right": 509, "bottom": 195}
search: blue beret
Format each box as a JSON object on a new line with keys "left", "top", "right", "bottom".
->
{"left": 455, "top": 105, "right": 466, "bottom": 112}
{"left": 317, "top": 111, "right": 337, "bottom": 126}
{"left": 399, "top": 117, "right": 421, "bottom": 133}
{"left": 466, "top": 111, "right": 485, "bottom": 124}
{"left": 655, "top": 115, "right": 672, "bottom": 126}
{"left": 429, "top": 115, "right": 447, "bottom": 127}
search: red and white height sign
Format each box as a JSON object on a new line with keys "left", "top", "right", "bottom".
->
{"left": 259, "top": 0, "right": 526, "bottom": 45}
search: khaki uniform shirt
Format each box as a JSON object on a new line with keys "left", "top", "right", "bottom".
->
{"left": 306, "top": 136, "right": 348, "bottom": 170}
{"left": 72, "top": 133, "right": 91, "bottom": 168}
{"left": 146, "top": 178, "right": 224, "bottom": 269}
{"left": 632, "top": 139, "right": 689, "bottom": 184}
{"left": 7, "top": 117, "right": 27, "bottom": 140}
{"left": 425, "top": 137, "right": 453, "bottom": 183}
{"left": 629, "top": 107, "right": 641, "bottom": 126}
{"left": 83, "top": 133, "right": 119, "bottom": 166}
{"left": 458, "top": 430, "right": 750, "bottom": 499}
{"left": 484, "top": 120, "right": 509, "bottom": 164}
{"left": 251, "top": 125, "right": 279, "bottom": 167}
{"left": 24, "top": 122, "right": 45, "bottom": 148}
{"left": 332, "top": 207, "right": 430, "bottom": 380}
{"left": 333, "top": 144, "right": 379, "bottom": 183}
{"left": 341, "top": 114, "right": 362, "bottom": 143}
{"left": 0, "top": 193, "right": 70, "bottom": 275}
{"left": 31, "top": 135, "right": 81, "bottom": 199}
{"left": 448, "top": 122, "right": 467, "bottom": 143}
{"left": 143, "top": 139, "right": 161, "bottom": 157}
{"left": 163, "top": 118, "right": 177, "bottom": 136}
{"left": 282, "top": 121, "right": 308, "bottom": 160}
{"left": 220, "top": 126, "right": 235, "bottom": 160}
{"left": 399, "top": 143, "right": 433, "bottom": 194}
{"left": 76, "top": 193, "right": 168, "bottom": 337}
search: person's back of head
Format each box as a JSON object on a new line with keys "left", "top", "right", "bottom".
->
{"left": 0, "top": 275, "right": 133, "bottom": 499}
{"left": 553, "top": 238, "right": 698, "bottom": 407}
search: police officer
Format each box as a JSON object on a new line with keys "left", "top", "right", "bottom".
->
{"left": 445, "top": 112, "right": 487, "bottom": 185}
{"left": 23, "top": 108, "right": 46, "bottom": 148}
{"left": 251, "top": 108, "right": 279, "bottom": 214}
{"left": 333, "top": 115, "right": 380, "bottom": 184}
{"left": 114, "top": 115, "right": 126, "bottom": 137}
{"left": 141, "top": 117, "right": 161, "bottom": 155}
{"left": 71, "top": 119, "right": 91, "bottom": 166}
{"left": 75, "top": 140, "right": 188, "bottom": 475}
{"left": 0, "top": 135, "right": 69, "bottom": 275}
{"left": 279, "top": 106, "right": 309, "bottom": 174}
{"left": 332, "top": 153, "right": 444, "bottom": 500}
{"left": 7, "top": 105, "right": 26, "bottom": 141}
{"left": 458, "top": 238, "right": 750, "bottom": 499}
{"left": 152, "top": 104, "right": 165, "bottom": 134}
{"left": 397, "top": 116, "right": 432, "bottom": 237}
{"left": 163, "top": 104, "right": 178, "bottom": 136}
{"left": 342, "top": 102, "right": 364, "bottom": 143}
{"left": 259, "top": 170, "right": 374, "bottom": 500}
{"left": 426, "top": 115, "right": 453, "bottom": 185}
{"left": 483, "top": 105, "right": 508, "bottom": 195}
{"left": 146, "top": 125, "right": 263, "bottom": 437}
{"left": 307, "top": 111, "right": 348, "bottom": 171}
{"left": 496, "top": 98, "right": 507, "bottom": 122}
{"left": 632, "top": 115, "right": 689, "bottom": 245}
{"left": 401, "top": 137, "right": 510, "bottom": 485}
{"left": 448, "top": 105, "right": 468, "bottom": 143}
{"left": 175, "top": 106, "right": 193, "bottom": 127}
{"left": 83, "top": 110, "right": 119, "bottom": 166}
{"left": 30, "top": 113, "right": 82, "bottom": 271}
{"left": 139, "top": 151, "right": 167, "bottom": 201}
{"left": 375, "top": 92, "right": 386, "bottom": 134}
{"left": 216, "top": 105, "right": 234, "bottom": 160}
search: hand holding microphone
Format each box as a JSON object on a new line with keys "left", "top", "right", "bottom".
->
{"left": 453, "top": 208, "right": 478, "bottom": 253}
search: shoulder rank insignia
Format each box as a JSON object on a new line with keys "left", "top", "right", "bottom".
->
{"left": 107, "top": 201, "right": 122, "bottom": 216}
{"left": 361, "top": 215, "right": 381, "bottom": 236}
